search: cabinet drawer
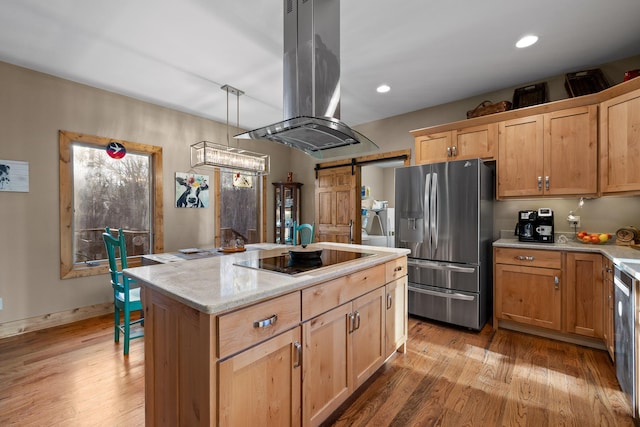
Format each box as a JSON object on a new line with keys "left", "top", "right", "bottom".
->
{"left": 217, "top": 292, "right": 301, "bottom": 359}
{"left": 302, "top": 264, "right": 385, "bottom": 320}
{"left": 494, "top": 247, "right": 561, "bottom": 269}
{"left": 386, "top": 257, "right": 407, "bottom": 283}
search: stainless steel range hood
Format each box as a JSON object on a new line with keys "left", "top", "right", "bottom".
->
{"left": 235, "top": 0, "right": 378, "bottom": 160}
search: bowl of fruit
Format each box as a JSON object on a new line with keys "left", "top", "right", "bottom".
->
{"left": 576, "top": 231, "right": 612, "bottom": 244}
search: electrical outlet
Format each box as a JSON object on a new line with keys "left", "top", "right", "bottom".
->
{"left": 567, "top": 216, "right": 581, "bottom": 228}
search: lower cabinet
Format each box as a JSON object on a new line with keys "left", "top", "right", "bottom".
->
{"left": 494, "top": 248, "right": 562, "bottom": 331}
{"left": 302, "top": 288, "right": 386, "bottom": 427}
{"left": 218, "top": 327, "right": 302, "bottom": 427}
{"left": 495, "top": 247, "right": 610, "bottom": 348}
{"left": 385, "top": 276, "right": 408, "bottom": 357}
{"left": 603, "top": 256, "right": 615, "bottom": 360}
{"left": 565, "top": 252, "right": 603, "bottom": 338}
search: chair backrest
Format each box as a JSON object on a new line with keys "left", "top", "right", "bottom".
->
{"left": 293, "top": 221, "right": 315, "bottom": 246}
{"left": 102, "top": 227, "right": 128, "bottom": 292}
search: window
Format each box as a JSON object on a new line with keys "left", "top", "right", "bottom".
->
{"left": 59, "top": 130, "right": 163, "bottom": 279}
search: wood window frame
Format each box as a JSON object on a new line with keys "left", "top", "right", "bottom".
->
{"left": 59, "top": 130, "right": 164, "bottom": 279}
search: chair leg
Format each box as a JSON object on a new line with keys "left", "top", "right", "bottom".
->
{"left": 114, "top": 306, "right": 121, "bottom": 343}
{"left": 123, "top": 307, "right": 130, "bottom": 356}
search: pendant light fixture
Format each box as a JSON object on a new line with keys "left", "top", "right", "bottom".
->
{"left": 191, "top": 85, "right": 270, "bottom": 175}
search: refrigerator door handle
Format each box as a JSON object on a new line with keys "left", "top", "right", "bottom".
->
{"left": 431, "top": 172, "right": 438, "bottom": 250}
{"left": 424, "top": 172, "right": 431, "bottom": 252}
{"left": 407, "top": 259, "right": 476, "bottom": 274}
{"left": 409, "top": 285, "right": 475, "bottom": 301}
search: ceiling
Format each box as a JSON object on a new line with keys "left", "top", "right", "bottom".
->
{"left": 1, "top": 0, "right": 639, "bottom": 131}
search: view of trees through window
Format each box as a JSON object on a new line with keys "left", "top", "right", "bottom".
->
{"left": 72, "top": 144, "right": 151, "bottom": 264}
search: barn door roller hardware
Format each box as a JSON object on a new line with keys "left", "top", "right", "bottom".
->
{"left": 313, "top": 154, "right": 408, "bottom": 179}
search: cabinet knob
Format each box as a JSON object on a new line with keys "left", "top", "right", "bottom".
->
{"left": 554, "top": 276, "right": 560, "bottom": 290}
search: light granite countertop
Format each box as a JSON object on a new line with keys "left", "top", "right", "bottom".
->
{"left": 124, "top": 242, "right": 410, "bottom": 315}
{"left": 493, "top": 237, "right": 640, "bottom": 279}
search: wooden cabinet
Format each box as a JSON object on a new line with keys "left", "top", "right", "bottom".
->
{"left": 302, "top": 288, "right": 385, "bottom": 427}
{"left": 565, "top": 252, "right": 603, "bottom": 338}
{"left": 599, "top": 87, "right": 640, "bottom": 194}
{"left": 218, "top": 327, "right": 302, "bottom": 427}
{"left": 603, "top": 256, "right": 615, "bottom": 360}
{"left": 414, "top": 123, "right": 497, "bottom": 165}
{"left": 385, "top": 276, "right": 407, "bottom": 357}
{"left": 142, "top": 254, "right": 408, "bottom": 427}
{"left": 274, "top": 182, "right": 302, "bottom": 244}
{"left": 494, "top": 247, "right": 562, "bottom": 331}
{"left": 497, "top": 105, "right": 598, "bottom": 198}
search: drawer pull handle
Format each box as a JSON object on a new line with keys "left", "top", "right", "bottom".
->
{"left": 394, "top": 266, "right": 403, "bottom": 272}
{"left": 545, "top": 176, "right": 550, "bottom": 191}
{"left": 554, "top": 276, "right": 560, "bottom": 290}
{"left": 516, "top": 255, "right": 535, "bottom": 261}
{"left": 293, "top": 341, "right": 302, "bottom": 368}
{"left": 348, "top": 313, "right": 356, "bottom": 333}
{"left": 537, "top": 176, "right": 542, "bottom": 190}
{"left": 387, "top": 293, "right": 393, "bottom": 309}
{"left": 451, "top": 145, "right": 457, "bottom": 157}
{"left": 354, "top": 311, "right": 361, "bottom": 331}
{"left": 254, "top": 314, "right": 278, "bottom": 328}
{"left": 447, "top": 146, "right": 452, "bottom": 157}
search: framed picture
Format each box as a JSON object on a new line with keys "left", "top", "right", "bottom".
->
{"left": 0, "top": 159, "right": 29, "bottom": 192}
{"left": 175, "top": 172, "right": 210, "bottom": 208}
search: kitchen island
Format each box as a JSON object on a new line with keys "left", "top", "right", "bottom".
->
{"left": 124, "top": 242, "right": 410, "bottom": 427}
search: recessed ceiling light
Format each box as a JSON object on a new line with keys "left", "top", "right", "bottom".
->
{"left": 376, "top": 84, "right": 391, "bottom": 93}
{"left": 516, "top": 35, "right": 539, "bottom": 48}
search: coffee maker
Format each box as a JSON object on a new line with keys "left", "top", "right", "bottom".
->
{"left": 515, "top": 208, "right": 554, "bottom": 243}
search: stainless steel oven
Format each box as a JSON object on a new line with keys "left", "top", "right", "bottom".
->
{"left": 614, "top": 264, "right": 636, "bottom": 416}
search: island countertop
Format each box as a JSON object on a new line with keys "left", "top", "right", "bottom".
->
{"left": 124, "top": 242, "right": 410, "bottom": 315}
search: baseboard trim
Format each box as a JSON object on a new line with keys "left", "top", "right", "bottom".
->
{"left": 0, "top": 302, "right": 113, "bottom": 339}
{"left": 497, "top": 319, "right": 607, "bottom": 351}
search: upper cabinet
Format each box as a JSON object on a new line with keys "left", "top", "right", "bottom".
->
{"left": 497, "top": 105, "right": 598, "bottom": 198}
{"left": 414, "top": 123, "right": 497, "bottom": 164}
{"left": 599, "top": 86, "right": 640, "bottom": 194}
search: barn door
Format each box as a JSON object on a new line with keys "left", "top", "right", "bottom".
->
{"left": 314, "top": 165, "right": 361, "bottom": 243}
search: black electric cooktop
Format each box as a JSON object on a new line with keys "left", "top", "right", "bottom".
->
{"left": 234, "top": 249, "right": 374, "bottom": 275}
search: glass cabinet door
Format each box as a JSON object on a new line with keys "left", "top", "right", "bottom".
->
{"left": 273, "top": 182, "right": 302, "bottom": 244}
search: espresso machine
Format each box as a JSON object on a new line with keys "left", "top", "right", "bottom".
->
{"left": 515, "top": 208, "right": 554, "bottom": 243}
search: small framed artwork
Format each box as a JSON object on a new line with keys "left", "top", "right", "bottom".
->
{"left": 175, "top": 172, "right": 210, "bottom": 208}
{"left": 0, "top": 159, "right": 29, "bottom": 192}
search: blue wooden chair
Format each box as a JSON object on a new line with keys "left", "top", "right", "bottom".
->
{"left": 102, "top": 227, "right": 144, "bottom": 355}
{"left": 293, "top": 221, "right": 315, "bottom": 246}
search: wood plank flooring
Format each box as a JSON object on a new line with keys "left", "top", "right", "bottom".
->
{"left": 0, "top": 314, "right": 633, "bottom": 426}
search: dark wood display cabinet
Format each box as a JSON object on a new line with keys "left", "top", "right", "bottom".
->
{"left": 273, "top": 182, "right": 302, "bottom": 245}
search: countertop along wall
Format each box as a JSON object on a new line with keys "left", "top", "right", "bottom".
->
{"left": 0, "top": 61, "right": 292, "bottom": 327}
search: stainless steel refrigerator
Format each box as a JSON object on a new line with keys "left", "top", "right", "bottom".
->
{"left": 395, "top": 158, "right": 494, "bottom": 330}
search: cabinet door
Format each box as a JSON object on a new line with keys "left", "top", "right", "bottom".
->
{"left": 385, "top": 276, "right": 407, "bottom": 357}
{"left": 414, "top": 131, "right": 452, "bottom": 164}
{"left": 497, "top": 115, "right": 544, "bottom": 198}
{"left": 454, "top": 123, "right": 497, "bottom": 161}
{"left": 565, "top": 252, "right": 604, "bottom": 338}
{"left": 218, "top": 327, "right": 302, "bottom": 427}
{"left": 302, "top": 303, "right": 352, "bottom": 427}
{"left": 351, "top": 288, "right": 386, "bottom": 389}
{"left": 495, "top": 264, "right": 562, "bottom": 331}
{"left": 603, "top": 257, "right": 615, "bottom": 360}
{"left": 600, "top": 87, "right": 640, "bottom": 193}
{"left": 544, "top": 106, "right": 598, "bottom": 196}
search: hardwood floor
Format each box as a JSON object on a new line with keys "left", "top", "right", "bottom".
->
{"left": 0, "top": 314, "right": 633, "bottom": 426}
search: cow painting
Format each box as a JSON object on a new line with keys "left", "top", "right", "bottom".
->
{"left": 0, "top": 164, "right": 10, "bottom": 189}
{"left": 175, "top": 173, "right": 210, "bottom": 208}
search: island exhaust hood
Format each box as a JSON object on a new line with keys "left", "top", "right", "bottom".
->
{"left": 235, "top": 0, "right": 378, "bottom": 160}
